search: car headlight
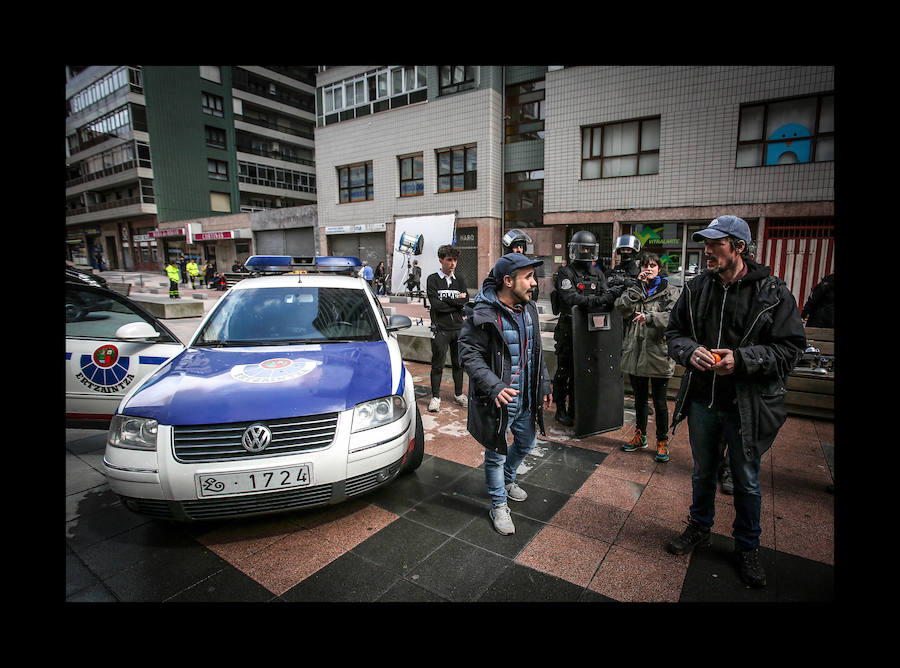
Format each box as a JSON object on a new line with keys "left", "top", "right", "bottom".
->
{"left": 352, "top": 395, "right": 406, "bottom": 433}
{"left": 108, "top": 414, "right": 159, "bottom": 450}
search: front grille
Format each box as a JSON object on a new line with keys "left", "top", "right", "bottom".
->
{"left": 121, "top": 454, "right": 406, "bottom": 521}
{"left": 173, "top": 413, "right": 339, "bottom": 463}
{"left": 181, "top": 482, "right": 335, "bottom": 520}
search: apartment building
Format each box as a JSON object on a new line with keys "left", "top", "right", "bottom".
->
{"left": 314, "top": 65, "right": 833, "bottom": 308}
{"left": 65, "top": 65, "right": 317, "bottom": 272}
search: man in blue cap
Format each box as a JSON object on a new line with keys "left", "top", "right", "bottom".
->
{"left": 458, "top": 253, "right": 553, "bottom": 535}
{"left": 663, "top": 215, "right": 806, "bottom": 588}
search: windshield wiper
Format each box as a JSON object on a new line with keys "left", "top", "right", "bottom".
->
{"left": 194, "top": 339, "right": 274, "bottom": 347}
{"left": 194, "top": 339, "right": 229, "bottom": 347}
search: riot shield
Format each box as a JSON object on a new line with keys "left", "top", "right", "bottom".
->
{"left": 571, "top": 305, "right": 624, "bottom": 438}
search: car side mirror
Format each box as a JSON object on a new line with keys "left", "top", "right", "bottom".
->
{"left": 386, "top": 314, "right": 412, "bottom": 332}
{"left": 116, "top": 321, "right": 161, "bottom": 341}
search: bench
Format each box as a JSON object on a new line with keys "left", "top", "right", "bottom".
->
{"left": 107, "top": 282, "right": 132, "bottom": 297}
{"left": 620, "top": 327, "right": 834, "bottom": 420}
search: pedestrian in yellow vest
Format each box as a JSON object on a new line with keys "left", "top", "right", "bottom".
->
{"left": 165, "top": 262, "right": 181, "bottom": 299}
{"left": 186, "top": 258, "right": 200, "bottom": 289}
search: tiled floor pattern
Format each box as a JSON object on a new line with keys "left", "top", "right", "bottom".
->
{"left": 66, "top": 361, "right": 834, "bottom": 602}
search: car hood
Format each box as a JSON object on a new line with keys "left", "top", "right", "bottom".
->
{"left": 119, "top": 342, "right": 395, "bottom": 425}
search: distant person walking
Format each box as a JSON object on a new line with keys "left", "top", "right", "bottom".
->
{"left": 186, "top": 258, "right": 200, "bottom": 289}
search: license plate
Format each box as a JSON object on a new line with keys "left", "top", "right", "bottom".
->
{"left": 196, "top": 464, "right": 312, "bottom": 497}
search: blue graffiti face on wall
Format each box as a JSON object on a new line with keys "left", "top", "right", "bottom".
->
{"left": 766, "top": 123, "right": 811, "bottom": 165}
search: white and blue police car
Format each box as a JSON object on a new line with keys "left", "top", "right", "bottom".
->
{"left": 102, "top": 255, "right": 424, "bottom": 521}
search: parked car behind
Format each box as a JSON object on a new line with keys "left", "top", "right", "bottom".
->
{"left": 65, "top": 281, "right": 185, "bottom": 429}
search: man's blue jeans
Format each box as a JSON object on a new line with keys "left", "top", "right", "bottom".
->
{"left": 686, "top": 401, "right": 762, "bottom": 551}
{"left": 484, "top": 406, "right": 536, "bottom": 508}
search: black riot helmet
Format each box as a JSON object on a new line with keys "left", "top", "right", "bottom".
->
{"left": 502, "top": 228, "right": 532, "bottom": 254}
{"left": 568, "top": 230, "right": 599, "bottom": 263}
{"left": 614, "top": 234, "right": 641, "bottom": 255}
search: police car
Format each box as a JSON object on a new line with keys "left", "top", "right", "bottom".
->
{"left": 102, "top": 255, "right": 424, "bottom": 521}
{"left": 66, "top": 281, "right": 185, "bottom": 428}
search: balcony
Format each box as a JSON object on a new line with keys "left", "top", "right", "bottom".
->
{"left": 65, "top": 196, "right": 156, "bottom": 225}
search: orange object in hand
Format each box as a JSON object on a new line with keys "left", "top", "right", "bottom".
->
{"left": 711, "top": 353, "right": 722, "bottom": 364}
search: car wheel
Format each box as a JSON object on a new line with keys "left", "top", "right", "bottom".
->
{"left": 401, "top": 406, "right": 425, "bottom": 473}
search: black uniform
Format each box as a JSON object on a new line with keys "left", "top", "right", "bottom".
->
{"left": 426, "top": 271, "right": 468, "bottom": 399}
{"left": 552, "top": 262, "right": 621, "bottom": 422}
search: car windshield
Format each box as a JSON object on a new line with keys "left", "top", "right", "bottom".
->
{"left": 195, "top": 286, "right": 380, "bottom": 346}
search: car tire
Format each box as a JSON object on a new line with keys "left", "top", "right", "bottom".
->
{"left": 401, "top": 406, "right": 425, "bottom": 473}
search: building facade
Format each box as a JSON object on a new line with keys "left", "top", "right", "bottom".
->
{"left": 314, "top": 65, "right": 504, "bottom": 292}
{"left": 65, "top": 65, "right": 317, "bottom": 273}
{"left": 543, "top": 65, "right": 834, "bottom": 309}
{"left": 313, "top": 65, "right": 834, "bottom": 309}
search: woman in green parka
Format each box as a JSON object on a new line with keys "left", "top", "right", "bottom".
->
{"left": 614, "top": 253, "right": 680, "bottom": 462}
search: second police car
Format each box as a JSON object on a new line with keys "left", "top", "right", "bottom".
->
{"left": 103, "top": 255, "right": 425, "bottom": 521}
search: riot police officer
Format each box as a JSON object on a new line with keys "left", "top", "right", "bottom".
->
{"left": 502, "top": 228, "right": 531, "bottom": 255}
{"left": 551, "top": 230, "right": 622, "bottom": 426}
{"left": 606, "top": 234, "right": 642, "bottom": 288}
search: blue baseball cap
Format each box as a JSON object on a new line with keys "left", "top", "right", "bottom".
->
{"left": 691, "top": 215, "right": 752, "bottom": 244}
{"left": 493, "top": 252, "right": 543, "bottom": 279}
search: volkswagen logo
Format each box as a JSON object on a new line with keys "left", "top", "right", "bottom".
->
{"left": 241, "top": 424, "right": 272, "bottom": 453}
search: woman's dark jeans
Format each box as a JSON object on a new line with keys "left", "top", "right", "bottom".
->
{"left": 631, "top": 375, "right": 669, "bottom": 441}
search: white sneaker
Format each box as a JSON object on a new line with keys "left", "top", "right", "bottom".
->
{"left": 428, "top": 397, "right": 441, "bottom": 412}
{"left": 490, "top": 503, "right": 515, "bottom": 535}
{"left": 454, "top": 394, "right": 468, "bottom": 407}
{"left": 505, "top": 481, "right": 528, "bottom": 502}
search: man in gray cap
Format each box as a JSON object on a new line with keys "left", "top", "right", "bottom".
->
{"left": 663, "top": 215, "right": 806, "bottom": 588}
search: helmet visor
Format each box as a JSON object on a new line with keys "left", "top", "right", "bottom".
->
{"left": 568, "top": 242, "right": 598, "bottom": 262}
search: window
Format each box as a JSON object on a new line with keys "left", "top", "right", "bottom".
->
{"left": 440, "top": 66, "right": 475, "bottom": 95}
{"left": 67, "top": 66, "right": 137, "bottom": 116}
{"left": 338, "top": 161, "right": 374, "bottom": 203}
{"left": 66, "top": 284, "right": 178, "bottom": 342}
{"left": 436, "top": 145, "right": 476, "bottom": 192}
{"left": 736, "top": 93, "right": 834, "bottom": 167}
{"left": 321, "top": 66, "right": 426, "bottom": 119}
{"left": 399, "top": 154, "right": 423, "bottom": 197}
{"left": 199, "top": 65, "right": 222, "bottom": 83}
{"left": 210, "top": 191, "right": 231, "bottom": 212}
{"left": 506, "top": 79, "right": 545, "bottom": 143}
{"left": 202, "top": 92, "right": 224, "bottom": 117}
{"left": 208, "top": 159, "right": 228, "bottom": 180}
{"left": 238, "top": 161, "right": 316, "bottom": 193}
{"left": 205, "top": 126, "right": 226, "bottom": 149}
{"left": 582, "top": 116, "right": 660, "bottom": 179}
{"left": 504, "top": 170, "right": 544, "bottom": 226}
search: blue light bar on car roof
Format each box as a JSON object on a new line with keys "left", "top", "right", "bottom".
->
{"left": 315, "top": 256, "right": 362, "bottom": 273}
{"left": 244, "top": 255, "right": 296, "bottom": 272}
{"left": 243, "top": 255, "right": 362, "bottom": 275}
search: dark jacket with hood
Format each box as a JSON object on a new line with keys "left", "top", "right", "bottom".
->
{"left": 458, "top": 273, "right": 551, "bottom": 454}
{"left": 664, "top": 259, "right": 806, "bottom": 462}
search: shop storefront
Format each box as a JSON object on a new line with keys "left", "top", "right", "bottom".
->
{"left": 619, "top": 220, "right": 713, "bottom": 284}
{"left": 151, "top": 225, "right": 198, "bottom": 265}
{"left": 326, "top": 222, "right": 387, "bottom": 269}
{"left": 618, "top": 217, "right": 834, "bottom": 309}
{"left": 129, "top": 230, "right": 160, "bottom": 270}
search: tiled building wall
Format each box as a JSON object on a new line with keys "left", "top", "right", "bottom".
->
{"left": 314, "top": 86, "right": 504, "bottom": 230}
{"left": 543, "top": 65, "right": 834, "bottom": 215}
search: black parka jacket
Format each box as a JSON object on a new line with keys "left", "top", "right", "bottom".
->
{"left": 457, "top": 275, "right": 551, "bottom": 454}
{"left": 664, "top": 260, "right": 806, "bottom": 461}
